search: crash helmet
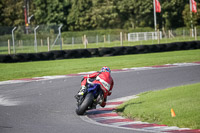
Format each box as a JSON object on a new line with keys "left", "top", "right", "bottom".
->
{"left": 100, "top": 66, "right": 111, "bottom": 73}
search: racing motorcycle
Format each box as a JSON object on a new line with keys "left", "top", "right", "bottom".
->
{"left": 75, "top": 78, "right": 104, "bottom": 115}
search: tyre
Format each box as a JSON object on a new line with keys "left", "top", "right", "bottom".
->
{"left": 98, "top": 48, "right": 114, "bottom": 56}
{"left": 76, "top": 93, "right": 94, "bottom": 115}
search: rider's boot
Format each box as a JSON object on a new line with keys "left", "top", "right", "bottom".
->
{"left": 100, "top": 101, "right": 106, "bottom": 108}
{"left": 100, "top": 97, "right": 107, "bottom": 108}
{"left": 75, "top": 86, "right": 86, "bottom": 100}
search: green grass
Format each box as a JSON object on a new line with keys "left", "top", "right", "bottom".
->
{"left": 0, "top": 49, "right": 200, "bottom": 81}
{"left": 116, "top": 83, "right": 200, "bottom": 129}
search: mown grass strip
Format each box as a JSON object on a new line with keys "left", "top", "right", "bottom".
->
{"left": 116, "top": 83, "right": 200, "bottom": 129}
{"left": 0, "top": 49, "right": 199, "bottom": 81}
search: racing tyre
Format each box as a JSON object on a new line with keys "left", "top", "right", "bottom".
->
{"left": 76, "top": 93, "right": 94, "bottom": 115}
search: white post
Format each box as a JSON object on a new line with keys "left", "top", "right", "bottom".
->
{"left": 108, "top": 34, "right": 110, "bottom": 44}
{"left": 153, "top": 0, "right": 157, "bottom": 31}
{"left": 8, "top": 40, "right": 11, "bottom": 54}
{"left": 47, "top": 37, "right": 50, "bottom": 51}
{"left": 28, "top": 15, "right": 34, "bottom": 24}
{"left": 157, "top": 30, "right": 160, "bottom": 44}
{"left": 72, "top": 37, "right": 74, "bottom": 45}
{"left": 51, "top": 24, "right": 63, "bottom": 50}
{"left": 137, "top": 33, "right": 139, "bottom": 41}
{"left": 12, "top": 27, "right": 17, "bottom": 54}
{"left": 189, "top": 0, "right": 194, "bottom": 33}
{"left": 128, "top": 33, "right": 130, "bottom": 41}
{"left": 58, "top": 25, "right": 63, "bottom": 50}
{"left": 41, "top": 39, "right": 43, "bottom": 47}
{"left": 120, "top": 32, "right": 123, "bottom": 46}
{"left": 34, "top": 25, "right": 39, "bottom": 53}
{"left": 195, "top": 27, "right": 197, "bottom": 40}
{"left": 84, "top": 35, "right": 88, "bottom": 48}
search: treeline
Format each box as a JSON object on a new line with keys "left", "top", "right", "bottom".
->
{"left": 0, "top": 0, "right": 200, "bottom": 31}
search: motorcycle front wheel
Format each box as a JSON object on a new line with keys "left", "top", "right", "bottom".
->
{"left": 76, "top": 92, "right": 94, "bottom": 115}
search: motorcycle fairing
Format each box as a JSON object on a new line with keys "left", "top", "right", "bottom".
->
{"left": 87, "top": 83, "right": 101, "bottom": 98}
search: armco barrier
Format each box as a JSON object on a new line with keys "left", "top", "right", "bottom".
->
{"left": 0, "top": 41, "right": 200, "bottom": 63}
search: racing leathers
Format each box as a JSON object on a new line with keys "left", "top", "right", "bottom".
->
{"left": 81, "top": 71, "right": 114, "bottom": 107}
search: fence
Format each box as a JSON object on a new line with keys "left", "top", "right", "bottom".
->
{"left": 128, "top": 31, "right": 162, "bottom": 41}
{"left": 0, "top": 26, "right": 199, "bottom": 55}
{"left": 62, "top": 34, "right": 121, "bottom": 45}
{"left": 0, "top": 25, "right": 61, "bottom": 54}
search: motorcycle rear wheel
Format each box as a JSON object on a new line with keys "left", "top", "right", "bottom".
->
{"left": 76, "top": 93, "right": 94, "bottom": 115}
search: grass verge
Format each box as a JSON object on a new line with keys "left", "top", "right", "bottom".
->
{"left": 116, "top": 83, "right": 200, "bottom": 129}
{"left": 0, "top": 49, "right": 200, "bottom": 81}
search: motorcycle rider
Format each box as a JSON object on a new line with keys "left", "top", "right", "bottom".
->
{"left": 76, "top": 66, "right": 114, "bottom": 107}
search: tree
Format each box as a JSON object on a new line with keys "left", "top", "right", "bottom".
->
{"left": 182, "top": 4, "right": 200, "bottom": 28}
{"left": 160, "top": 0, "right": 187, "bottom": 29}
{"left": 0, "top": 1, "right": 3, "bottom": 26}
{"left": 90, "top": 0, "right": 120, "bottom": 29}
{"left": 0, "top": 0, "right": 24, "bottom": 26}
{"left": 33, "top": 0, "right": 70, "bottom": 30}
{"left": 67, "top": 0, "right": 121, "bottom": 30}
{"left": 117, "top": 0, "right": 154, "bottom": 29}
{"left": 67, "top": 0, "right": 93, "bottom": 30}
{"left": 1, "top": 0, "right": 199, "bottom": 31}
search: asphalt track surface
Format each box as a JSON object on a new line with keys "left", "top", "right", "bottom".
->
{"left": 0, "top": 65, "right": 200, "bottom": 133}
